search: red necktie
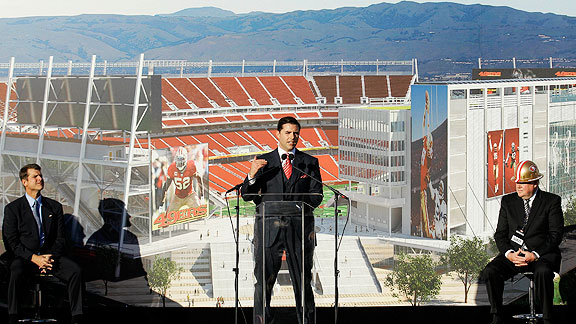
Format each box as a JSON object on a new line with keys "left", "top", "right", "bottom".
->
{"left": 283, "top": 156, "right": 292, "bottom": 179}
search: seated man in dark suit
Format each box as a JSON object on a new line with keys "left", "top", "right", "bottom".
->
{"left": 2, "top": 164, "right": 83, "bottom": 324}
{"left": 241, "top": 116, "right": 323, "bottom": 324}
{"left": 482, "top": 160, "right": 563, "bottom": 324}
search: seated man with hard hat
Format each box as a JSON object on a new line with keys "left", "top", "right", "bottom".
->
{"left": 482, "top": 160, "right": 563, "bottom": 324}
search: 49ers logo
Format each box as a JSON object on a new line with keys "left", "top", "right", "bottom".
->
{"left": 153, "top": 205, "right": 208, "bottom": 230}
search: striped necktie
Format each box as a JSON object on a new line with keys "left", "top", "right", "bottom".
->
{"left": 522, "top": 199, "right": 531, "bottom": 230}
{"left": 33, "top": 200, "right": 45, "bottom": 246}
{"left": 283, "top": 155, "right": 293, "bottom": 179}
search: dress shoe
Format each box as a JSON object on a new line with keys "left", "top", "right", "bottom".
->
{"left": 71, "top": 314, "right": 83, "bottom": 324}
{"left": 490, "top": 314, "right": 505, "bottom": 324}
{"left": 8, "top": 314, "right": 19, "bottom": 324}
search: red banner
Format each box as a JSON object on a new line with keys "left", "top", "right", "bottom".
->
{"left": 503, "top": 128, "right": 520, "bottom": 194}
{"left": 487, "top": 130, "right": 504, "bottom": 198}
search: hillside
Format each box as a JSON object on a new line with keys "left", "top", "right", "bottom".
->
{"left": 1, "top": 1, "right": 575, "bottom": 77}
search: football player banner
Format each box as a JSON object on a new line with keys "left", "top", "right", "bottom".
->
{"left": 487, "top": 130, "right": 504, "bottom": 198}
{"left": 503, "top": 128, "right": 520, "bottom": 194}
{"left": 151, "top": 144, "right": 209, "bottom": 230}
{"left": 410, "top": 84, "right": 448, "bottom": 240}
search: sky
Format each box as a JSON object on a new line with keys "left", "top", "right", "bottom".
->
{"left": 0, "top": 0, "right": 575, "bottom": 19}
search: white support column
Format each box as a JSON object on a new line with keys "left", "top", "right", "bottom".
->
{"left": 478, "top": 58, "right": 482, "bottom": 69}
{"left": 117, "top": 53, "right": 145, "bottom": 276}
{"left": 549, "top": 57, "right": 553, "bottom": 68}
{"left": 388, "top": 205, "right": 392, "bottom": 236}
{"left": 103, "top": 60, "right": 108, "bottom": 75}
{"left": 0, "top": 57, "right": 16, "bottom": 198}
{"left": 1, "top": 57, "right": 15, "bottom": 149}
{"left": 242, "top": 59, "right": 245, "bottom": 76}
{"left": 340, "top": 59, "right": 344, "bottom": 75}
{"left": 73, "top": 55, "right": 97, "bottom": 217}
{"left": 366, "top": 203, "right": 370, "bottom": 231}
{"left": 302, "top": 59, "right": 307, "bottom": 77}
{"left": 273, "top": 60, "right": 276, "bottom": 76}
{"left": 512, "top": 57, "right": 516, "bottom": 69}
{"left": 414, "top": 58, "right": 419, "bottom": 82}
{"left": 208, "top": 59, "right": 213, "bottom": 77}
{"left": 148, "top": 132, "right": 153, "bottom": 244}
{"left": 67, "top": 60, "right": 73, "bottom": 76}
{"left": 376, "top": 59, "right": 379, "bottom": 75}
{"left": 36, "top": 56, "right": 54, "bottom": 163}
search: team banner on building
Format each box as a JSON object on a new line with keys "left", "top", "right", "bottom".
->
{"left": 487, "top": 130, "right": 504, "bottom": 198}
{"left": 472, "top": 68, "right": 576, "bottom": 80}
{"left": 503, "top": 128, "right": 520, "bottom": 194}
{"left": 486, "top": 128, "right": 520, "bottom": 198}
{"left": 151, "top": 144, "right": 209, "bottom": 230}
{"left": 410, "top": 85, "right": 448, "bottom": 240}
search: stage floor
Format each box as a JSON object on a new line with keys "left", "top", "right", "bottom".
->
{"left": 3, "top": 305, "right": 575, "bottom": 324}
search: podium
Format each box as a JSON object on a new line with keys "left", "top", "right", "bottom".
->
{"left": 243, "top": 194, "right": 322, "bottom": 324}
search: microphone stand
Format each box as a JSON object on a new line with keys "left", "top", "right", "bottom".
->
{"left": 284, "top": 153, "right": 348, "bottom": 324}
{"left": 224, "top": 185, "right": 241, "bottom": 324}
{"left": 225, "top": 166, "right": 279, "bottom": 324}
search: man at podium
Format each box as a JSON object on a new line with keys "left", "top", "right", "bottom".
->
{"left": 242, "top": 116, "right": 323, "bottom": 324}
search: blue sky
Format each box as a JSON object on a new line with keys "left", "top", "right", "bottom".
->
{"left": 1, "top": 1, "right": 575, "bottom": 18}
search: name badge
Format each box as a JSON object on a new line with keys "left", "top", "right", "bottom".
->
{"left": 510, "top": 229, "right": 525, "bottom": 248}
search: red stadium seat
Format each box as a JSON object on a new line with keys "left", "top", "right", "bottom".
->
{"left": 258, "top": 76, "right": 297, "bottom": 105}
{"left": 237, "top": 77, "right": 273, "bottom": 105}
{"left": 281, "top": 76, "right": 317, "bottom": 104}
{"left": 189, "top": 78, "right": 230, "bottom": 107}
{"left": 211, "top": 77, "right": 251, "bottom": 107}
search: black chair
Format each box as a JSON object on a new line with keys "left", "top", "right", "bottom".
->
{"left": 512, "top": 272, "right": 543, "bottom": 324}
{"left": 19, "top": 273, "right": 57, "bottom": 323}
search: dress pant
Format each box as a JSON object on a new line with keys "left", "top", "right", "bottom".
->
{"left": 483, "top": 254, "right": 555, "bottom": 321}
{"left": 253, "top": 216, "right": 315, "bottom": 324}
{"left": 8, "top": 255, "right": 83, "bottom": 316}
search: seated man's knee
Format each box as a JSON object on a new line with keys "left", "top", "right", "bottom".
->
{"left": 481, "top": 262, "right": 499, "bottom": 281}
{"left": 534, "top": 264, "right": 554, "bottom": 280}
{"left": 9, "top": 258, "right": 28, "bottom": 277}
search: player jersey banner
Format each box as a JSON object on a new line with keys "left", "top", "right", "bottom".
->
{"left": 503, "top": 128, "right": 520, "bottom": 194}
{"left": 151, "top": 144, "right": 209, "bottom": 230}
{"left": 487, "top": 130, "right": 504, "bottom": 198}
{"left": 410, "top": 85, "right": 448, "bottom": 240}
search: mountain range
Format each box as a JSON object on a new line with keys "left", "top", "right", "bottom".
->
{"left": 1, "top": 1, "right": 575, "bottom": 77}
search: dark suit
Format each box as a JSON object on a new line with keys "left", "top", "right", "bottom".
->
{"left": 2, "top": 195, "right": 83, "bottom": 316}
{"left": 241, "top": 148, "right": 323, "bottom": 324}
{"left": 483, "top": 189, "right": 563, "bottom": 322}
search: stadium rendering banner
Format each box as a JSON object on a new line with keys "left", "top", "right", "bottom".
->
{"left": 549, "top": 120, "right": 576, "bottom": 200}
{"left": 151, "top": 144, "right": 209, "bottom": 230}
{"left": 472, "top": 68, "right": 576, "bottom": 80}
{"left": 410, "top": 85, "right": 448, "bottom": 240}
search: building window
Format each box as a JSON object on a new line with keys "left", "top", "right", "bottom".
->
{"left": 391, "top": 121, "right": 405, "bottom": 132}
{"left": 470, "top": 88, "right": 484, "bottom": 98}
{"left": 504, "top": 87, "right": 516, "bottom": 96}
{"left": 450, "top": 89, "right": 466, "bottom": 100}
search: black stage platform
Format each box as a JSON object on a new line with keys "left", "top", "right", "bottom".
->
{"left": 2, "top": 305, "right": 575, "bottom": 324}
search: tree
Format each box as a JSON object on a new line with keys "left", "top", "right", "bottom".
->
{"left": 385, "top": 253, "right": 442, "bottom": 306}
{"left": 148, "top": 257, "right": 184, "bottom": 307}
{"left": 94, "top": 245, "right": 120, "bottom": 296}
{"left": 564, "top": 195, "right": 576, "bottom": 227}
{"left": 443, "top": 236, "right": 490, "bottom": 303}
